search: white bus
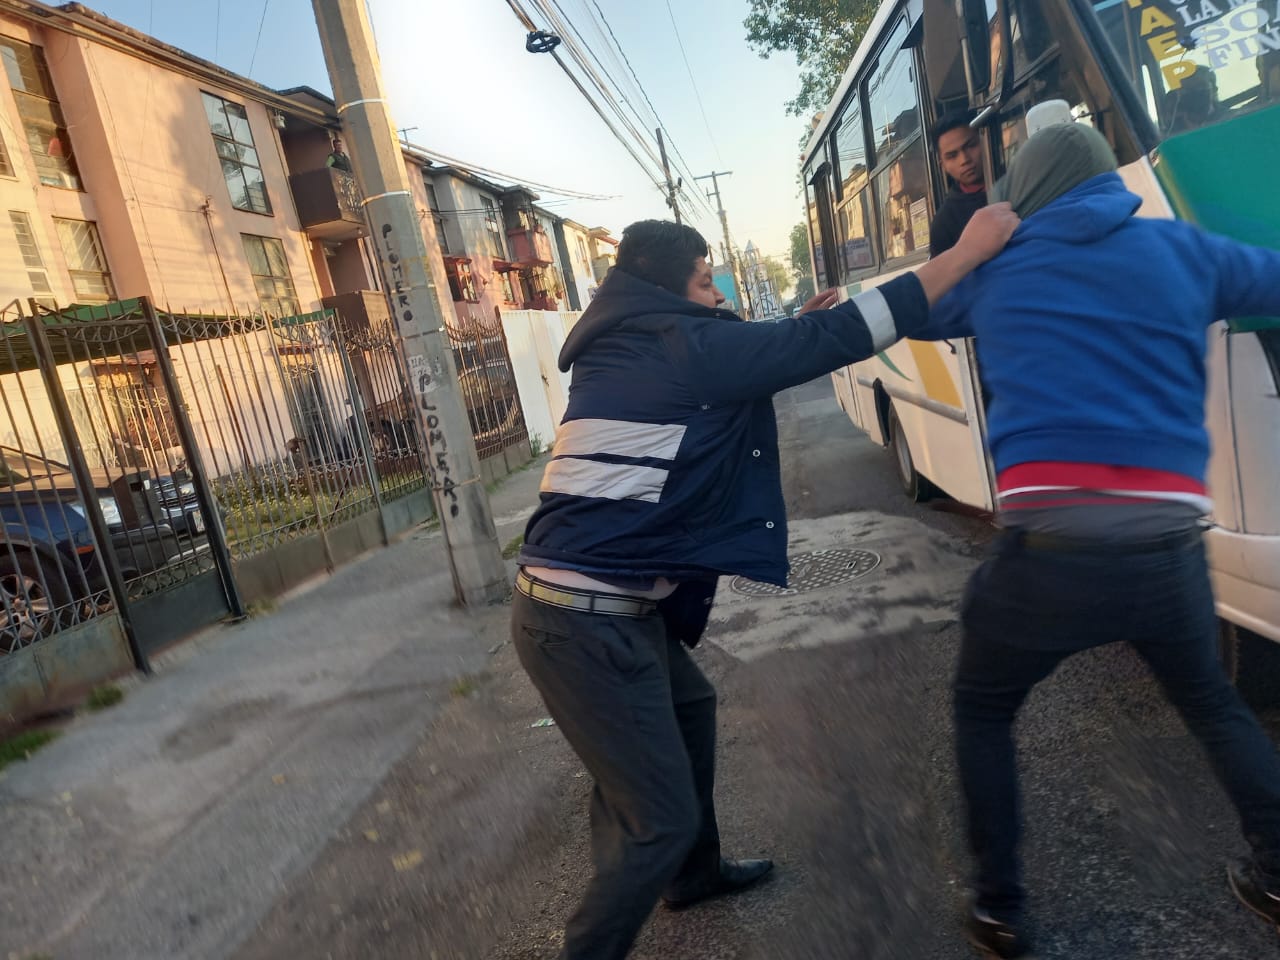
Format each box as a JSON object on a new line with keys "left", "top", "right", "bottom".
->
{"left": 800, "top": 0, "right": 1280, "bottom": 663}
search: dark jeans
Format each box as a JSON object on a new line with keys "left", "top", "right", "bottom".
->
{"left": 511, "top": 589, "right": 721, "bottom": 960}
{"left": 955, "top": 531, "right": 1280, "bottom": 922}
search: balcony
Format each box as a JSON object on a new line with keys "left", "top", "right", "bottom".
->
{"left": 289, "top": 167, "right": 365, "bottom": 241}
{"left": 506, "top": 226, "right": 554, "bottom": 266}
{"left": 322, "top": 289, "right": 391, "bottom": 336}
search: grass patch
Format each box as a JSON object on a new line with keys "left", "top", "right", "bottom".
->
{"left": 0, "top": 729, "right": 61, "bottom": 772}
{"left": 86, "top": 685, "right": 124, "bottom": 711}
{"left": 502, "top": 534, "right": 524, "bottom": 560}
{"left": 245, "top": 597, "right": 277, "bottom": 618}
{"left": 450, "top": 674, "right": 482, "bottom": 698}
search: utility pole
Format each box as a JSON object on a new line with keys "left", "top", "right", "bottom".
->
{"left": 311, "top": 0, "right": 507, "bottom": 606}
{"left": 694, "top": 171, "right": 743, "bottom": 315}
{"left": 656, "top": 128, "right": 681, "bottom": 224}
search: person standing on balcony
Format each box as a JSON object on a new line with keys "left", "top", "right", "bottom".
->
{"left": 326, "top": 135, "right": 352, "bottom": 173}
{"left": 510, "top": 209, "right": 1019, "bottom": 959}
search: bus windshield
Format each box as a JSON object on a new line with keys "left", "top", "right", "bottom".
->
{"left": 1089, "top": 0, "right": 1280, "bottom": 138}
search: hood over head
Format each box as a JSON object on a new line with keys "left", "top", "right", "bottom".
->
{"left": 556, "top": 267, "right": 736, "bottom": 371}
{"left": 991, "top": 122, "right": 1119, "bottom": 220}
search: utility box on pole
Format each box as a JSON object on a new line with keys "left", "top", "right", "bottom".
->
{"left": 312, "top": 0, "right": 507, "bottom": 606}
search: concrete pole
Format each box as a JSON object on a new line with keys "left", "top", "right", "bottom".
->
{"left": 695, "top": 171, "right": 744, "bottom": 314}
{"left": 656, "top": 128, "right": 681, "bottom": 225}
{"left": 311, "top": 0, "right": 507, "bottom": 606}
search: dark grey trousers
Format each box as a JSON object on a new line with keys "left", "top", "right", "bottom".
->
{"left": 511, "top": 588, "right": 721, "bottom": 960}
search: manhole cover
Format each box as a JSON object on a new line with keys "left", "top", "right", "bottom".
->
{"left": 729, "top": 548, "right": 881, "bottom": 598}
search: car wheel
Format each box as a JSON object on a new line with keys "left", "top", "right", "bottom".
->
{"left": 0, "top": 552, "right": 73, "bottom": 653}
{"left": 888, "top": 403, "right": 936, "bottom": 503}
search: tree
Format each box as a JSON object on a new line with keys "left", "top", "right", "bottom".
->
{"left": 788, "top": 222, "right": 815, "bottom": 304}
{"left": 744, "top": 0, "right": 879, "bottom": 118}
{"left": 788, "top": 222, "right": 812, "bottom": 280}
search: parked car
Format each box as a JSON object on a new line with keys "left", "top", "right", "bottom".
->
{"left": 151, "top": 472, "right": 208, "bottom": 537}
{"left": 0, "top": 446, "right": 195, "bottom": 650}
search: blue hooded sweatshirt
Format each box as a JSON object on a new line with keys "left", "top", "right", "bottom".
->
{"left": 917, "top": 172, "right": 1280, "bottom": 482}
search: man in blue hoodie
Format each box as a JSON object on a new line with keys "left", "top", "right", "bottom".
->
{"left": 914, "top": 121, "right": 1280, "bottom": 958}
{"left": 511, "top": 210, "right": 1018, "bottom": 959}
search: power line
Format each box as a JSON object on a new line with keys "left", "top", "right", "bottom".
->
{"left": 581, "top": 0, "right": 712, "bottom": 218}
{"left": 400, "top": 138, "right": 617, "bottom": 201}
{"left": 247, "top": 0, "right": 270, "bottom": 79}
{"left": 503, "top": 0, "right": 671, "bottom": 202}
{"left": 532, "top": 0, "right": 667, "bottom": 175}
{"left": 555, "top": 0, "right": 715, "bottom": 222}
{"left": 533, "top": 0, "right": 716, "bottom": 223}
{"left": 663, "top": 0, "right": 722, "bottom": 166}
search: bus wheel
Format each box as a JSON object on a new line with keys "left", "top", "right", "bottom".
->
{"left": 1218, "top": 618, "right": 1240, "bottom": 683}
{"left": 888, "top": 403, "right": 934, "bottom": 503}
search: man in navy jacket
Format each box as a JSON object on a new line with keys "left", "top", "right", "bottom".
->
{"left": 511, "top": 210, "right": 1017, "bottom": 959}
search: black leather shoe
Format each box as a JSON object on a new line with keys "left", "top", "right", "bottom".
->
{"left": 661, "top": 857, "right": 774, "bottom": 910}
{"left": 964, "top": 907, "right": 1034, "bottom": 959}
{"left": 1228, "top": 859, "right": 1280, "bottom": 929}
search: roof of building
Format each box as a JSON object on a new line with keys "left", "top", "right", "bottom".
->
{"left": 0, "top": 2, "right": 334, "bottom": 126}
{"left": 2, "top": 1, "right": 613, "bottom": 236}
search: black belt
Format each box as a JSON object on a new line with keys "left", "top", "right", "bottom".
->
{"left": 516, "top": 570, "right": 658, "bottom": 618}
{"left": 1014, "top": 526, "right": 1203, "bottom": 555}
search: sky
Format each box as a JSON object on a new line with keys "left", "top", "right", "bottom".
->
{"left": 88, "top": 0, "right": 809, "bottom": 274}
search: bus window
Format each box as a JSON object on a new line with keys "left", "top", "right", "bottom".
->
{"left": 995, "top": 59, "right": 1096, "bottom": 166}
{"left": 838, "top": 187, "right": 877, "bottom": 273}
{"left": 1088, "top": 0, "right": 1280, "bottom": 138}
{"left": 987, "top": 4, "right": 1145, "bottom": 175}
{"left": 866, "top": 18, "right": 922, "bottom": 164}
{"left": 875, "top": 138, "right": 931, "bottom": 260}
{"left": 834, "top": 103, "right": 876, "bottom": 275}
{"left": 866, "top": 16, "right": 931, "bottom": 262}
{"left": 1009, "top": 0, "right": 1054, "bottom": 77}
{"left": 835, "top": 105, "right": 870, "bottom": 200}
{"left": 805, "top": 179, "right": 830, "bottom": 288}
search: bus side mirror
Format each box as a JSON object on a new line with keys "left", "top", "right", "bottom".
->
{"left": 960, "top": 0, "right": 993, "bottom": 97}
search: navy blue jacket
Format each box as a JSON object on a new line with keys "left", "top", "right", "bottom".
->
{"left": 518, "top": 267, "right": 931, "bottom": 590}
{"left": 918, "top": 173, "right": 1280, "bottom": 482}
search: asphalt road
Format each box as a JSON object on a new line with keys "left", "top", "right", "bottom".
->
{"left": 235, "top": 377, "right": 1280, "bottom": 960}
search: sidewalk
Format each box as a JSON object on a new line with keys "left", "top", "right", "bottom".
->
{"left": 0, "top": 462, "right": 546, "bottom": 960}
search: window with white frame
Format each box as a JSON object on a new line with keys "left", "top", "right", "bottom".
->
{"left": 241, "top": 234, "right": 300, "bottom": 317}
{"left": 0, "top": 36, "right": 80, "bottom": 189}
{"left": 9, "top": 211, "right": 52, "bottom": 301}
{"left": 482, "top": 196, "right": 505, "bottom": 258}
{"left": 53, "top": 218, "right": 113, "bottom": 302}
{"left": 202, "top": 91, "right": 272, "bottom": 215}
{"left": 425, "top": 181, "right": 450, "bottom": 254}
{"left": 0, "top": 130, "right": 13, "bottom": 177}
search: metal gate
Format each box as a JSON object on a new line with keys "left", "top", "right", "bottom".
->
{"left": 24, "top": 298, "right": 240, "bottom": 659}
{"left": 0, "top": 292, "right": 435, "bottom": 718}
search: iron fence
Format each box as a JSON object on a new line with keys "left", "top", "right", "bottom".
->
{"left": 447, "top": 310, "right": 528, "bottom": 461}
{"left": 0, "top": 292, "right": 526, "bottom": 669}
{"left": 158, "top": 306, "right": 386, "bottom": 560}
{"left": 0, "top": 306, "right": 115, "bottom": 654}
